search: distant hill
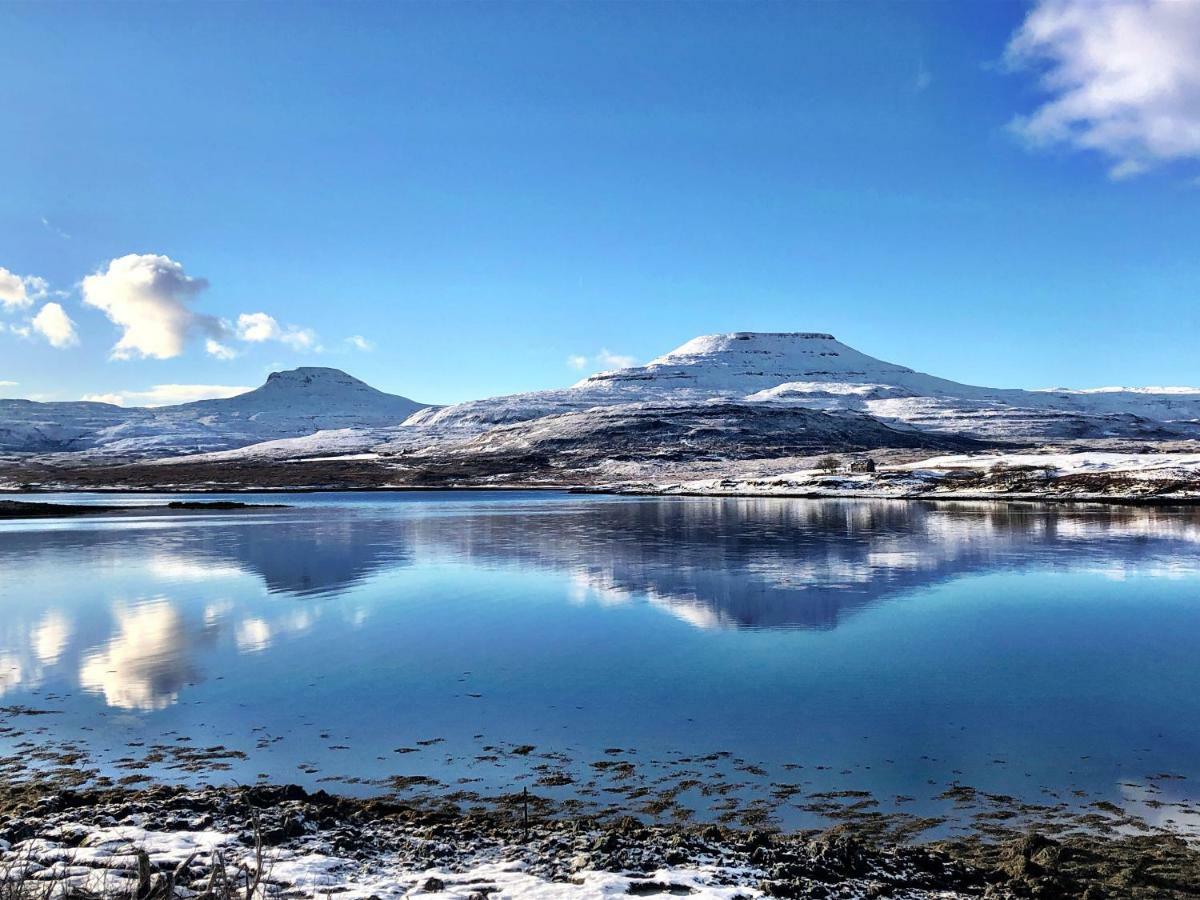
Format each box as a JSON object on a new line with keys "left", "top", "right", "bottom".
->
{"left": 0, "top": 367, "right": 431, "bottom": 456}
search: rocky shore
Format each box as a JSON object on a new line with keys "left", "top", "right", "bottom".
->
{"left": 0, "top": 499, "right": 290, "bottom": 519}
{"left": 1, "top": 780, "right": 1198, "bottom": 899}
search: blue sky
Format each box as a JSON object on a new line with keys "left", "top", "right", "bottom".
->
{"left": 2, "top": 1, "right": 1199, "bottom": 405}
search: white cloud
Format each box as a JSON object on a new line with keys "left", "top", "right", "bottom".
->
{"left": 0, "top": 271, "right": 22, "bottom": 309}
{"left": 345, "top": 334, "right": 374, "bottom": 352}
{"left": 205, "top": 338, "right": 238, "bottom": 360}
{"left": 31, "top": 302, "right": 79, "bottom": 348}
{"left": 597, "top": 348, "right": 636, "bottom": 368}
{"left": 0, "top": 381, "right": 16, "bottom": 388}
{"left": 567, "top": 349, "right": 637, "bottom": 372}
{"left": 81, "top": 382, "right": 253, "bottom": 407}
{"left": 81, "top": 253, "right": 224, "bottom": 359}
{"left": 282, "top": 328, "right": 318, "bottom": 351}
{"left": 0, "top": 267, "right": 48, "bottom": 310}
{"left": 1006, "top": 0, "right": 1200, "bottom": 179}
{"left": 234, "top": 312, "right": 321, "bottom": 352}
{"left": 82, "top": 393, "right": 126, "bottom": 406}
{"left": 234, "top": 311, "right": 280, "bottom": 342}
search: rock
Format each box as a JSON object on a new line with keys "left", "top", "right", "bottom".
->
{"left": 613, "top": 815, "right": 643, "bottom": 834}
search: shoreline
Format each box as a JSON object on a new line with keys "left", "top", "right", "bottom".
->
{"left": 3, "top": 780, "right": 1199, "bottom": 899}
{"left": 4, "top": 482, "right": 1200, "bottom": 509}
{"left": 0, "top": 499, "right": 291, "bottom": 520}
{"left": 587, "top": 486, "right": 1200, "bottom": 507}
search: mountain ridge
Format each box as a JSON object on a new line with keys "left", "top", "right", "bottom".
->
{"left": 3, "top": 331, "right": 1199, "bottom": 462}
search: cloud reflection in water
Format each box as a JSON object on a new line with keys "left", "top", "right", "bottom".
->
{"left": 2, "top": 497, "right": 1200, "bottom": 710}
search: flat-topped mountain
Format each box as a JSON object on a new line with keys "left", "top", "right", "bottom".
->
{"left": 402, "top": 332, "right": 1200, "bottom": 440}
{"left": 0, "top": 367, "right": 430, "bottom": 456}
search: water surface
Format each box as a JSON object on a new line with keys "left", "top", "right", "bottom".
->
{"left": 2, "top": 492, "right": 1198, "bottom": 831}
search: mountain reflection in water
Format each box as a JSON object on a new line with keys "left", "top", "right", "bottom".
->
{"left": 1, "top": 494, "right": 1199, "bottom": 713}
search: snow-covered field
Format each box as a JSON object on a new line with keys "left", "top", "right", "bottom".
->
{"left": 898, "top": 450, "right": 1200, "bottom": 475}
{"left": 633, "top": 449, "right": 1200, "bottom": 501}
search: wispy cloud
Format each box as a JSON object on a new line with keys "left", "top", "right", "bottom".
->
{"left": 1005, "top": 0, "right": 1200, "bottom": 179}
{"left": 567, "top": 348, "right": 636, "bottom": 372}
{"left": 40, "top": 216, "right": 71, "bottom": 240}
{"left": 205, "top": 338, "right": 238, "bottom": 360}
{"left": 345, "top": 334, "right": 374, "bottom": 352}
{"left": 81, "top": 383, "right": 254, "bottom": 407}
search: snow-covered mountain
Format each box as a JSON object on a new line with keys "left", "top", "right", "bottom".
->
{"left": 4, "top": 333, "right": 1198, "bottom": 472}
{"left": 0, "top": 367, "right": 430, "bottom": 457}
{"left": 400, "top": 332, "right": 1200, "bottom": 442}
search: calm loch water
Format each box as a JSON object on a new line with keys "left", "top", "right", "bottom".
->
{"left": 2, "top": 491, "right": 1199, "bottom": 830}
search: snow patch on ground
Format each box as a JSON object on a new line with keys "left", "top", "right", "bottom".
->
{"left": 632, "top": 450, "right": 1200, "bottom": 501}
{"left": 895, "top": 451, "right": 1200, "bottom": 475}
{"left": 3, "top": 823, "right": 772, "bottom": 900}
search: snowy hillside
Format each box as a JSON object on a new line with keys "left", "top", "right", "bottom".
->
{"left": 402, "top": 332, "right": 1200, "bottom": 442}
{"left": 4, "top": 334, "right": 1198, "bottom": 474}
{"left": 0, "top": 367, "right": 430, "bottom": 456}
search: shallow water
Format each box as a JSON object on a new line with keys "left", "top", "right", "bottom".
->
{"left": 2, "top": 491, "right": 1199, "bottom": 831}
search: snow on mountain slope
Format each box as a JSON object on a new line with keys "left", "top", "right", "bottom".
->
{"left": 0, "top": 368, "right": 430, "bottom": 457}
{"left": 402, "top": 332, "right": 1200, "bottom": 441}
{"left": 7, "top": 332, "right": 1198, "bottom": 468}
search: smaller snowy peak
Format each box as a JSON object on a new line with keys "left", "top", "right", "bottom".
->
{"left": 184, "top": 366, "right": 429, "bottom": 421}
{"left": 244, "top": 367, "right": 381, "bottom": 399}
{"left": 0, "top": 367, "right": 433, "bottom": 456}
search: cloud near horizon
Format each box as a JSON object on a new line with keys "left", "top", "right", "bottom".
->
{"left": 82, "top": 254, "right": 224, "bottom": 359}
{"left": 8, "top": 254, "right": 339, "bottom": 363}
{"left": 81, "top": 383, "right": 254, "bottom": 407}
{"left": 1006, "top": 0, "right": 1200, "bottom": 179}
{"left": 567, "top": 348, "right": 637, "bottom": 372}
{"left": 235, "top": 312, "right": 321, "bottom": 352}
